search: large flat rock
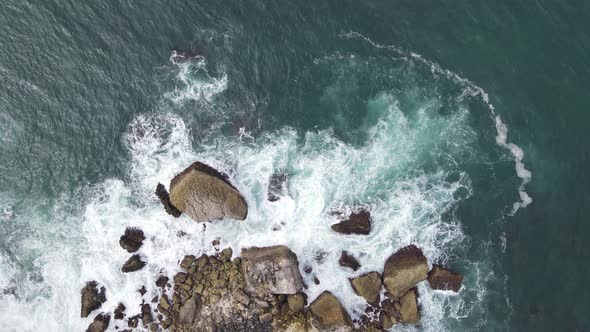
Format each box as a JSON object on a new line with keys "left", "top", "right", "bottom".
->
{"left": 169, "top": 162, "right": 248, "bottom": 222}
{"left": 241, "top": 245, "right": 303, "bottom": 297}
{"left": 383, "top": 245, "right": 428, "bottom": 299}
{"left": 309, "top": 291, "right": 353, "bottom": 331}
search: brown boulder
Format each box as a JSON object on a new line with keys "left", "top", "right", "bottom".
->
{"left": 309, "top": 291, "right": 353, "bottom": 331}
{"left": 241, "top": 245, "right": 303, "bottom": 296}
{"left": 350, "top": 272, "right": 382, "bottom": 305}
{"left": 382, "top": 245, "right": 428, "bottom": 299}
{"left": 287, "top": 293, "right": 306, "bottom": 313}
{"left": 121, "top": 254, "right": 146, "bottom": 273}
{"left": 331, "top": 210, "right": 371, "bottom": 235}
{"left": 113, "top": 303, "right": 125, "bottom": 320}
{"left": 169, "top": 162, "right": 248, "bottom": 222}
{"left": 119, "top": 228, "right": 145, "bottom": 253}
{"left": 155, "top": 183, "right": 181, "bottom": 217}
{"left": 339, "top": 251, "right": 360, "bottom": 271}
{"left": 86, "top": 313, "right": 110, "bottom": 332}
{"left": 396, "top": 288, "right": 420, "bottom": 324}
{"left": 427, "top": 265, "right": 463, "bottom": 292}
{"left": 81, "top": 281, "right": 106, "bottom": 318}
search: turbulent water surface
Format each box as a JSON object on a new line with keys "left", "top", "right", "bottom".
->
{"left": 1, "top": 1, "right": 589, "bottom": 331}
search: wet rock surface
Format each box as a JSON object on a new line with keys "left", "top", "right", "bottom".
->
{"left": 331, "top": 209, "right": 372, "bottom": 235}
{"left": 156, "top": 183, "right": 182, "bottom": 218}
{"left": 86, "top": 313, "right": 110, "bottom": 332}
{"left": 427, "top": 264, "right": 463, "bottom": 292}
{"left": 122, "top": 254, "right": 147, "bottom": 273}
{"left": 119, "top": 227, "right": 145, "bottom": 253}
{"left": 267, "top": 173, "right": 288, "bottom": 202}
{"left": 350, "top": 272, "right": 382, "bottom": 305}
{"left": 169, "top": 162, "right": 248, "bottom": 222}
{"left": 339, "top": 250, "right": 361, "bottom": 271}
{"left": 382, "top": 245, "right": 428, "bottom": 299}
{"left": 309, "top": 291, "right": 353, "bottom": 331}
{"left": 81, "top": 281, "right": 106, "bottom": 318}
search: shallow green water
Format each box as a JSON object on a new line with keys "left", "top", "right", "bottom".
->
{"left": 1, "top": 1, "right": 589, "bottom": 331}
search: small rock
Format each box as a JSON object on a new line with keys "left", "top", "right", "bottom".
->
{"left": 128, "top": 315, "right": 139, "bottom": 328}
{"left": 81, "top": 281, "right": 107, "bottom": 318}
{"left": 141, "top": 304, "right": 153, "bottom": 325}
{"left": 155, "top": 183, "right": 181, "bottom": 217}
{"left": 427, "top": 264, "right": 463, "bottom": 292}
{"left": 221, "top": 247, "right": 233, "bottom": 261}
{"left": 155, "top": 276, "right": 168, "bottom": 288}
{"left": 122, "top": 254, "right": 147, "bottom": 273}
{"left": 119, "top": 228, "right": 145, "bottom": 253}
{"left": 86, "top": 313, "right": 110, "bottom": 332}
{"left": 309, "top": 291, "right": 353, "bottom": 331}
{"left": 267, "top": 173, "right": 288, "bottom": 202}
{"left": 350, "top": 271, "right": 382, "bottom": 305}
{"left": 233, "top": 289, "right": 251, "bottom": 305}
{"left": 382, "top": 245, "right": 428, "bottom": 299}
{"left": 287, "top": 293, "right": 305, "bottom": 313}
{"left": 259, "top": 312, "right": 273, "bottom": 322}
{"left": 138, "top": 286, "right": 147, "bottom": 296}
{"left": 339, "top": 251, "right": 360, "bottom": 271}
{"left": 173, "top": 272, "right": 187, "bottom": 284}
{"left": 114, "top": 303, "right": 126, "bottom": 320}
{"left": 331, "top": 209, "right": 371, "bottom": 235}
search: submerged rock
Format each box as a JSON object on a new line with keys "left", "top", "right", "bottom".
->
{"left": 350, "top": 272, "right": 382, "bottom": 305}
{"left": 86, "top": 313, "right": 110, "bottom": 332}
{"left": 171, "top": 49, "right": 201, "bottom": 64}
{"left": 267, "top": 173, "right": 288, "bottom": 202}
{"left": 119, "top": 228, "right": 145, "bottom": 253}
{"left": 122, "top": 254, "right": 147, "bottom": 273}
{"left": 427, "top": 264, "right": 463, "bottom": 292}
{"left": 155, "top": 183, "right": 181, "bottom": 218}
{"left": 169, "top": 162, "right": 248, "bottom": 222}
{"left": 339, "top": 251, "right": 360, "bottom": 271}
{"left": 310, "top": 291, "right": 353, "bottom": 331}
{"left": 241, "top": 245, "right": 304, "bottom": 297}
{"left": 331, "top": 209, "right": 372, "bottom": 235}
{"left": 382, "top": 245, "right": 428, "bottom": 299}
{"left": 81, "top": 281, "right": 106, "bottom": 318}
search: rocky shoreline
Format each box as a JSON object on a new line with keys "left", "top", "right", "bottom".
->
{"left": 82, "top": 162, "right": 463, "bottom": 331}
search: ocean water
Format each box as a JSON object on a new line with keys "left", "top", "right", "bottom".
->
{"left": 1, "top": 1, "right": 589, "bottom": 331}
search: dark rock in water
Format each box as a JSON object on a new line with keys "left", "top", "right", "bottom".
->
{"left": 122, "top": 254, "right": 146, "bottom": 273}
{"left": 156, "top": 183, "right": 181, "bottom": 218}
{"left": 155, "top": 275, "right": 169, "bottom": 288}
{"left": 169, "top": 162, "right": 248, "bottom": 222}
{"left": 141, "top": 304, "right": 153, "bottom": 324}
{"left": 427, "top": 264, "right": 463, "bottom": 292}
{"left": 267, "top": 173, "right": 288, "bottom": 202}
{"left": 86, "top": 313, "right": 110, "bottom": 332}
{"left": 310, "top": 291, "right": 353, "bottom": 331}
{"left": 350, "top": 271, "right": 382, "bottom": 305}
{"left": 339, "top": 251, "right": 360, "bottom": 271}
{"left": 241, "top": 245, "right": 304, "bottom": 296}
{"left": 138, "top": 286, "right": 147, "bottom": 296}
{"left": 128, "top": 315, "right": 139, "bottom": 328}
{"left": 114, "top": 303, "right": 126, "bottom": 320}
{"left": 331, "top": 210, "right": 371, "bottom": 235}
{"left": 383, "top": 245, "right": 428, "bottom": 299}
{"left": 81, "top": 281, "right": 107, "bottom": 318}
{"left": 119, "top": 228, "right": 145, "bottom": 253}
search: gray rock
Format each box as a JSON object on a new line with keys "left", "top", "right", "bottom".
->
{"left": 81, "top": 281, "right": 106, "bottom": 318}
{"left": 241, "top": 245, "right": 303, "bottom": 296}
{"left": 169, "top": 162, "right": 248, "bottom": 222}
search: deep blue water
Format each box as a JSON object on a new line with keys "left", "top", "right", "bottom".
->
{"left": 1, "top": 1, "right": 589, "bottom": 331}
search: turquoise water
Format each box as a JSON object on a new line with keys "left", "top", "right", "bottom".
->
{"left": 1, "top": 1, "right": 588, "bottom": 331}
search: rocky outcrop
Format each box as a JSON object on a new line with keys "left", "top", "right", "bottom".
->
{"left": 268, "top": 173, "right": 288, "bottom": 202}
{"left": 81, "top": 281, "right": 106, "bottom": 318}
{"left": 309, "top": 291, "right": 353, "bottom": 331}
{"left": 383, "top": 245, "right": 428, "bottom": 299}
{"left": 339, "top": 251, "right": 360, "bottom": 271}
{"left": 119, "top": 228, "right": 145, "bottom": 253}
{"left": 156, "top": 183, "right": 181, "bottom": 218}
{"left": 350, "top": 272, "right": 382, "bottom": 305}
{"left": 169, "top": 162, "right": 248, "bottom": 222}
{"left": 241, "top": 245, "right": 303, "bottom": 297}
{"left": 331, "top": 210, "right": 371, "bottom": 235}
{"left": 427, "top": 265, "right": 463, "bottom": 292}
{"left": 121, "top": 254, "right": 146, "bottom": 273}
{"left": 113, "top": 303, "right": 125, "bottom": 320}
{"left": 86, "top": 313, "right": 110, "bottom": 332}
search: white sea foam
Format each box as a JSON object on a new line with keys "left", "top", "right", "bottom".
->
{"left": 340, "top": 31, "right": 533, "bottom": 215}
